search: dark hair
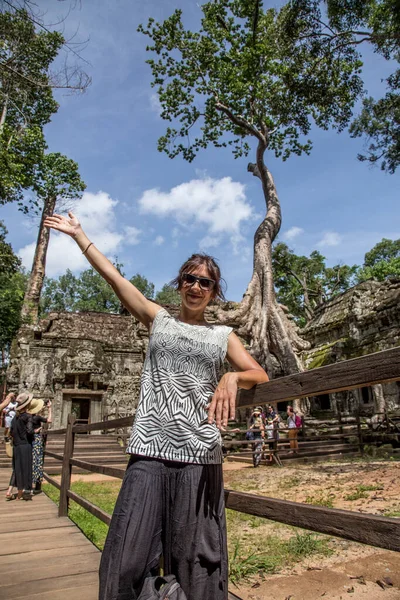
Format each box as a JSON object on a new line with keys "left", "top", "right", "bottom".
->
{"left": 170, "top": 253, "right": 227, "bottom": 301}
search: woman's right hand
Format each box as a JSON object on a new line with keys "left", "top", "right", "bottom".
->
{"left": 43, "top": 211, "right": 82, "bottom": 239}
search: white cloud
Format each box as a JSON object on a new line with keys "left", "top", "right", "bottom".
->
{"left": 18, "top": 191, "right": 124, "bottom": 277}
{"left": 124, "top": 226, "right": 141, "bottom": 245}
{"left": 317, "top": 231, "right": 342, "bottom": 248}
{"left": 138, "top": 177, "right": 254, "bottom": 250}
{"left": 154, "top": 235, "right": 165, "bottom": 246}
{"left": 150, "top": 93, "right": 162, "bottom": 115}
{"left": 282, "top": 226, "right": 304, "bottom": 241}
{"left": 199, "top": 235, "right": 221, "bottom": 249}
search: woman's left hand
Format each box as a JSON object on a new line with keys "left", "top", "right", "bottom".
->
{"left": 207, "top": 373, "right": 238, "bottom": 430}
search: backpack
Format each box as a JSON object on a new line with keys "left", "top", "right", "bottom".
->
{"left": 295, "top": 415, "right": 302, "bottom": 428}
{"left": 138, "top": 575, "right": 188, "bottom": 600}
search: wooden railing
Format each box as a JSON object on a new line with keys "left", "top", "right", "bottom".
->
{"left": 43, "top": 346, "right": 400, "bottom": 554}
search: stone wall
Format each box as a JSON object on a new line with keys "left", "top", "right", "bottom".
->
{"left": 6, "top": 304, "right": 234, "bottom": 429}
{"left": 302, "top": 279, "right": 400, "bottom": 415}
{"left": 7, "top": 280, "right": 400, "bottom": 426}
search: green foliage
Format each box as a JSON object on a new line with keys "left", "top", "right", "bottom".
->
{"left": 357, "top": 484, "right": 383, "bottom": 492}
{"left": 41, "top": 268, "right": 157, "bottom": 314}
{"left": 357, "top": 238, "right": 400, "bottom": 282}
{"left": 155, "top": 284, "right": 181, "bottom": 305}
{"left": 349, "top": 82, "right": 400, "bottom": 174}
{"left": 24, "top": 152, "right": 86, "bottom": 215}
{"left": 129, "top": 273, "right": 155, "bottom": 299}
{"left": 272, "top": 242, "right": 357, "bottom": 325}
{"left": 41, "top": 267, "right": 122, "bottom": 314}
{"left": 0, "top": 221, "right": 27, "bottom": 364}
{"left": 43, "top": 480, "right": 122, "bottom": 550}
{"left": 229, "top": 531, "right": 332, "bottom": 583}
{"left": 139, "top": 0, "right": 363, "bottom": 163}
{"left": 40, "top": 269, "right": 77, "bottom": 313}
{"left": 0, "top": 9, "right": 63, "bottom": 203}
{"left": 0, "top": 219, "right": 20, "bottom": 275}
{"left": 291, "top": 1, "right": 400, "bottom": 172}
{"left": 345, "top": 489, "right": 368, "bottom": 501}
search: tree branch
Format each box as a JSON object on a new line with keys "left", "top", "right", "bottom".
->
{"left": 215, "top": 101, "right": 265, "bottom": 141}
{"left": 0, "top": 60, "right": 90, "bottom": 91}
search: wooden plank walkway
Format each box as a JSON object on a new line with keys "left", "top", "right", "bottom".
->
{"left": 0, "top": 469, "right": 99, "bottom": 600}
{"left": 0, "top": 469, "right": 241, "bottom": 600}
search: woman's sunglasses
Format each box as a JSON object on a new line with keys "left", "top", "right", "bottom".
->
{"left": 181, "top": 272, "right": 215, "bottom": 291}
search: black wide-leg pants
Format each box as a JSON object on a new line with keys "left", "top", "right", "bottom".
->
{"left": 99, "top": 456, "right": 228, "bottom": 600}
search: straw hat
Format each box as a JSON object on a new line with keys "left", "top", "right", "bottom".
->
{"left": 16, "top": 392, "right": 33, "bottom": 411}
{"left": 28, "top": 398, "right": 44, "bottom": 415}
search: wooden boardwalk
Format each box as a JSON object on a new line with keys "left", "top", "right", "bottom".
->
{"left": 0, "top": 469, "right": 241, "bottom": 600}
{"left": 0, "top": 469, "right": 99, "bottom": 600}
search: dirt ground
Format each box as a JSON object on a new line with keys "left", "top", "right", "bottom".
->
{"left": 224, "top": 459, "right": 400, "bottom": 600}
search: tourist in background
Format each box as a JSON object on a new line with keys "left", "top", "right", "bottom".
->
{"left": 265, "top": 417, "right": 275, "bottom": 464}
{"left": 249, "top": 407, "right": 265, "bottom": 467}
{"left": 30, "top": 399, "right": 52, "bottom": 493}
{"left": 287, "top": 405, "right": 299, "bottom": 454}
{"left": 6, "top": 392, "right": 34, "bottom": 500}
{"left": 3, "top": 392, "right": 17, "bottom": 439}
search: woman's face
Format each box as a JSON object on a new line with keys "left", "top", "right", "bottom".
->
{"left": 179, "top": 264, "right": 215, "bottom": 313}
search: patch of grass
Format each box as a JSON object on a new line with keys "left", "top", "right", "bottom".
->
{"left": 229, "top": 532, "right": 332, "bottom": 583}
{"left": 305, "top": 492, "right": 335, "bottom": 508}
{"left": 280, "top": 476, "right": 302, "bottom": 489}
{"left": 43, "top": 480, "right": 121, "bottom": 550}
{"left": 357, "top": 484, "right": 383, "bottom": 492}
{"left": 383, "top": 508, "right": 400, "bottom": 518}
{"left": 345, "top": 490, "right": 368, "bottom": 501}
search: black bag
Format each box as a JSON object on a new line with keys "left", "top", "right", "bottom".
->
{"left": 245, "top": 430, "right": 254, "bottom": 441}
{"left": 138, "top": 575, "right": 188, "bottom": 600}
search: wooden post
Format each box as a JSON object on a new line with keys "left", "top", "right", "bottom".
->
{"left": 59, "top": 414, "right": 76, "bottom": 517}
{"left": 356, "top": 412, "right": 364, "bottom": 457}
{"left": 337, "top": 406, "right": 344, "bottom": 436}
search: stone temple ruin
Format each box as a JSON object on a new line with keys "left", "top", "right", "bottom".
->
{"left": 6, "top": 279, "right": 400, "bottom": 429}
{"left": 302, "top": 278, "right": 400, "bottom": 417}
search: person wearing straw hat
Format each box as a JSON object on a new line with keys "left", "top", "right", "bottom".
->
{"left": 6, "top": 392, "right": 34, "bottom": 500}
{"left": 249, "top": 407, "right": 265, "bottom": 467}
{"left": 29, "top": 399, "right": 52, "bottom": 494}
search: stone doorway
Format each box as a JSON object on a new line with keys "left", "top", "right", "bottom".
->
{"left": 71, "top": 398, "right": 91, "bottom": 428}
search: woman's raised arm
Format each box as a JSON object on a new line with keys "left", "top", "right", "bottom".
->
{"left": 44, "top": 212, "right": 161, "bottom": 328}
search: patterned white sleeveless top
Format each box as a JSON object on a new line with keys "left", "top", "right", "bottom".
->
{"left": 126, "top": 308, "right": 233, "bottom": 464}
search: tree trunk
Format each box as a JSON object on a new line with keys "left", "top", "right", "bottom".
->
{"left": 219, "top": 140, "right": 309, "bottom": 381}
{"left": 0, "top": 94, "right": 8, "bottom": 134}
{"left": 21, "top": 195, "right": 56, "bottom": 323}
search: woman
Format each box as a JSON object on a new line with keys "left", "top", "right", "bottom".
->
{"left": 30, "top": 399, "right": 52, "bottom": 493}
{"left": 7, "top": 392, "right": 34, "bottom": 500}
{"left": 44, "top": 211, "right": 269, "bottom": 600}
{"left": 287, "top": 405, "right": 299, "bottom": 454}
{"left": 3, "top": 392, "right": 17, "bottom": 438}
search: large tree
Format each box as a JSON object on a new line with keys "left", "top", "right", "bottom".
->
{"left": 139, "top": 0, "right": 364, "bottom": 374}
{"left": 272, "top": 242, "right": 357, "bottom": 326}
{"left": 21, "top": 152, "right": 85, "bottom": 323}
{"left": 41, "top": 268, "right": 157, "bottom": 314}
{"left": 286, "top": 1, "right": 400, "bottom": 172}
{"left": 0, "top": 221, "right": 27, "bottom": 370}
{"left": 0, "top": 8, "right": 90, "bottom": 205}
{"left": 356, "top": 237, "right": 400, "bottom": 282}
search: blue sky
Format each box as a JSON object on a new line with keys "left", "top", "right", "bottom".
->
{"left": 1, "top": 0, "right": 399, "bottom": 301}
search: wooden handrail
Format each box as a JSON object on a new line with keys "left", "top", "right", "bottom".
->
{"left": 239, "top": 346, "right": 400, "bottom": 407}
{"left": 224, "top": 490, "right": 400, "bottom": 552}
{"left": 41, "top": 346, "right": 400, "bottom": 557}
